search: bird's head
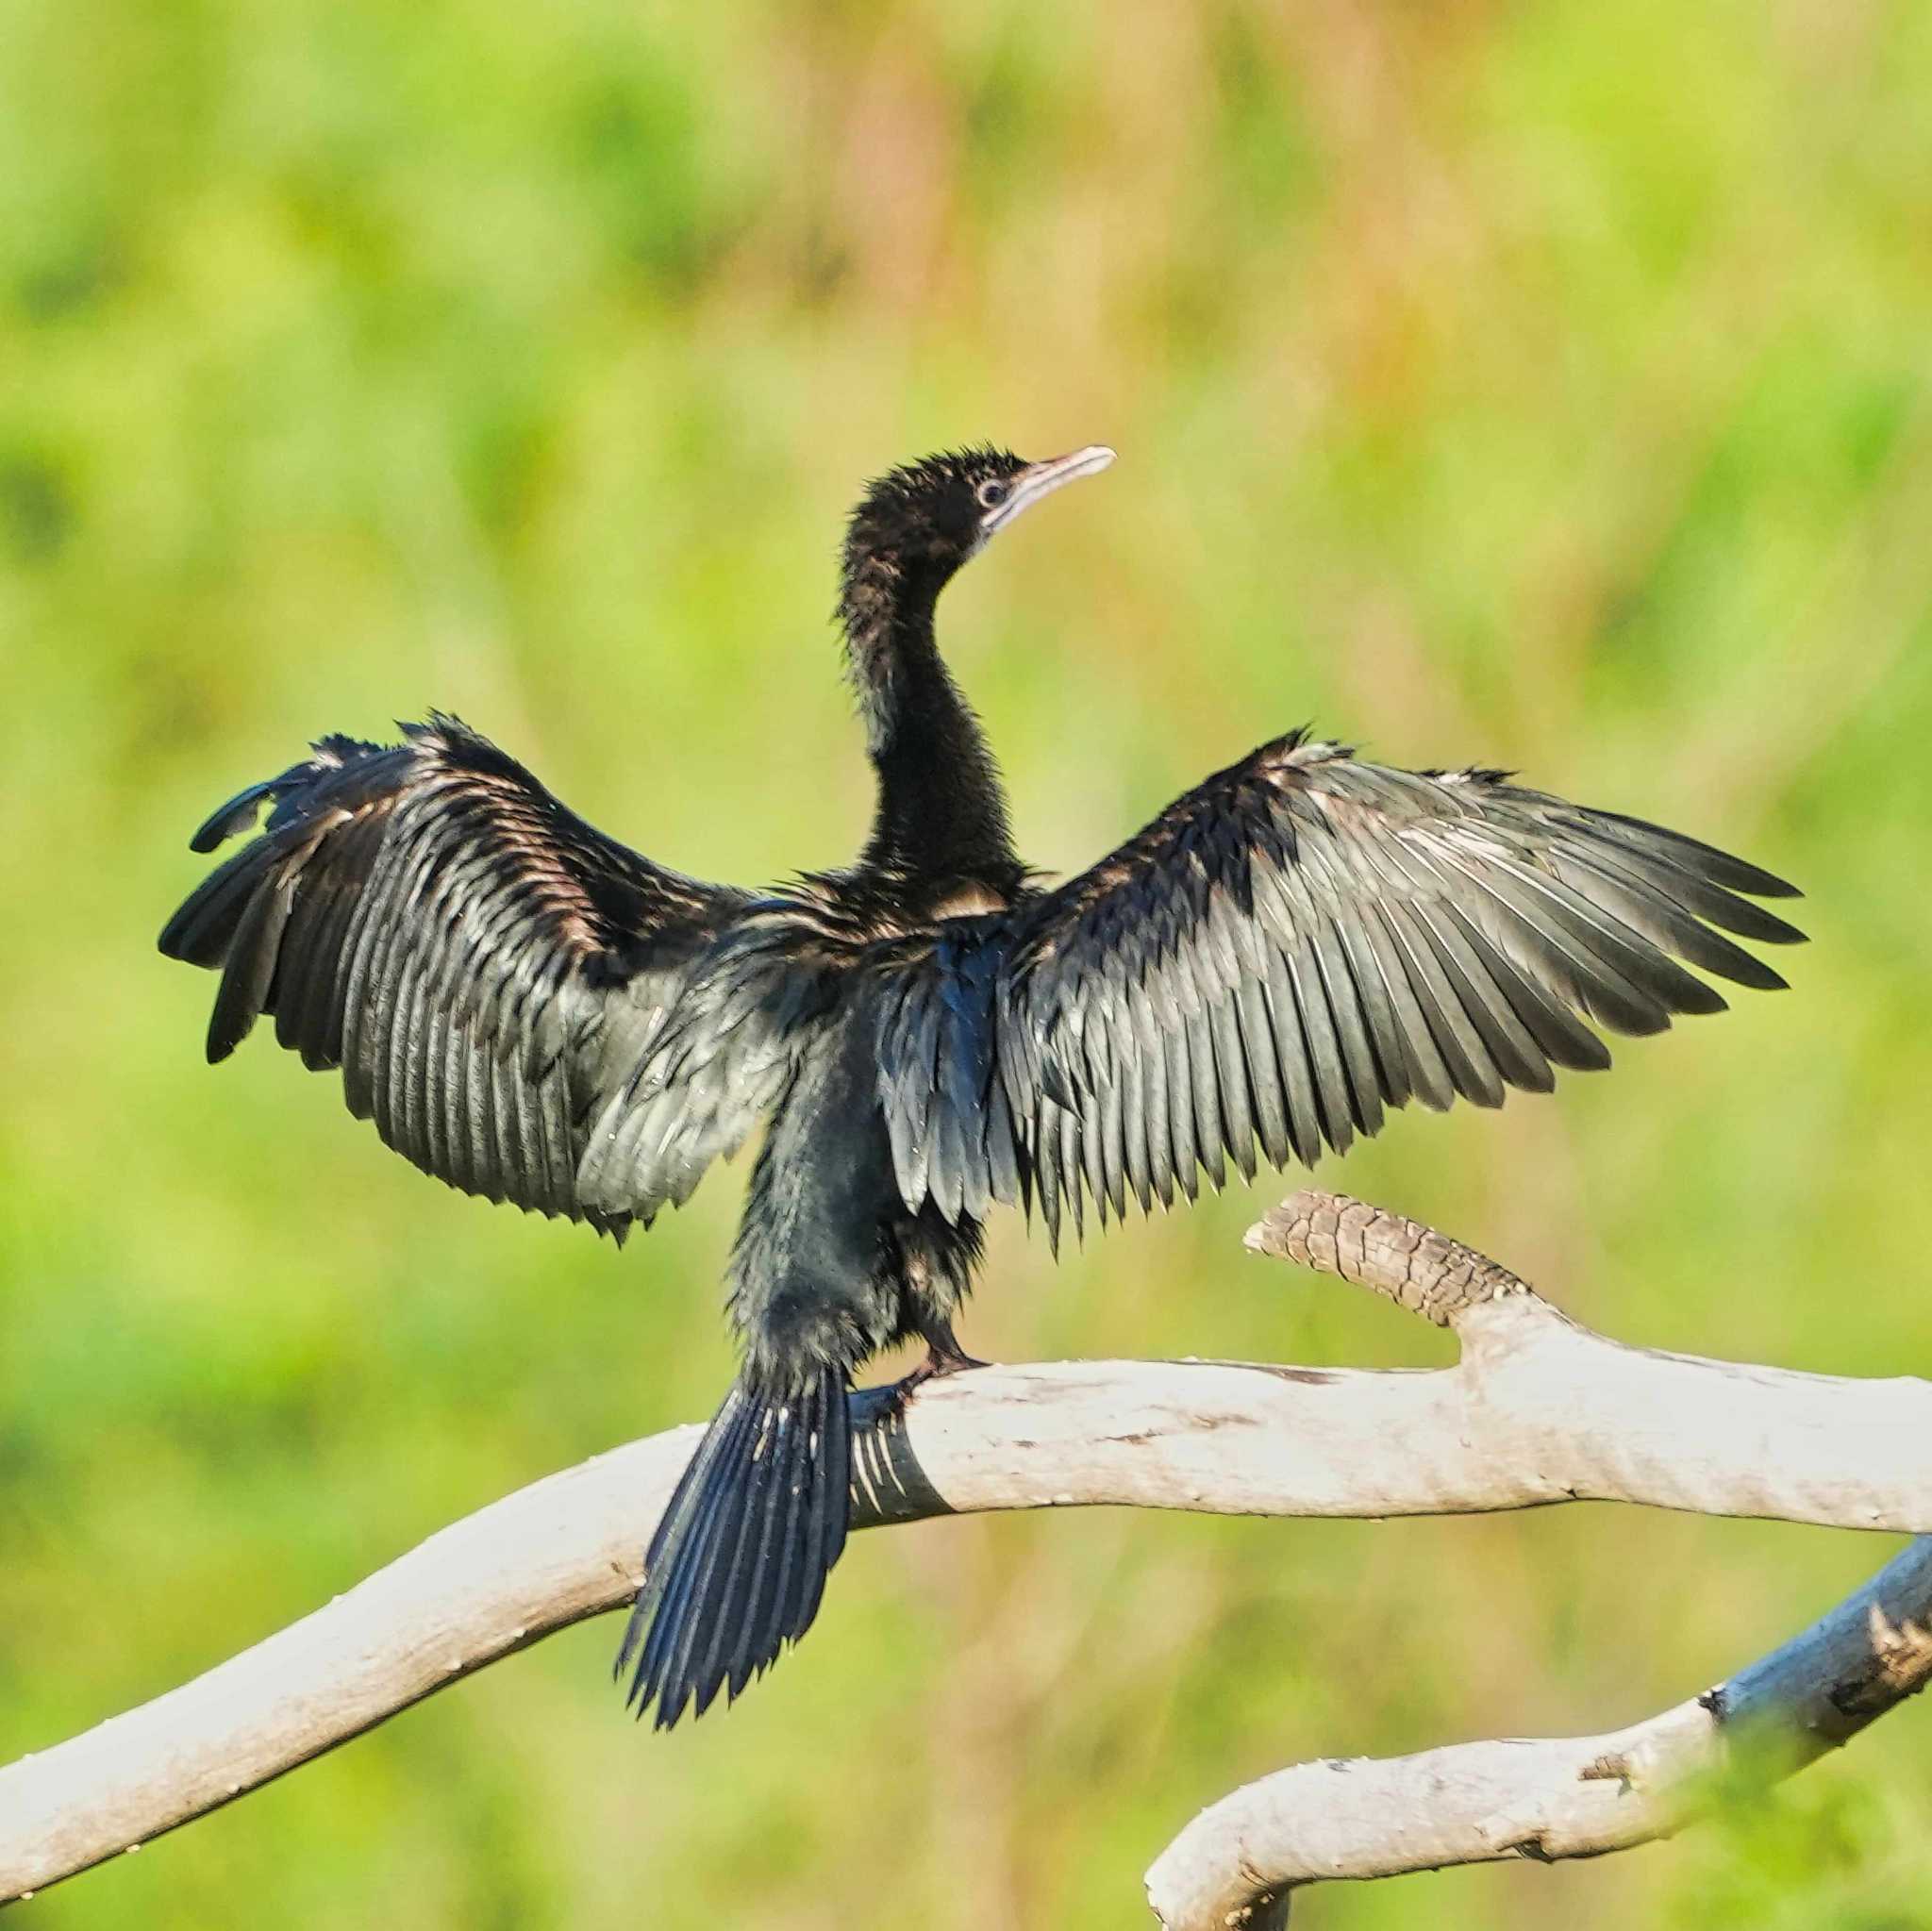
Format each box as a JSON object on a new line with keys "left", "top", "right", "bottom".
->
{"left": 839, "top": 443, "right": 1116, "bottom": 639}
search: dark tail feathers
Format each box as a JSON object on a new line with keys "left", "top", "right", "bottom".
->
{"left": 618, "top": 1364, "right": 852, "bottom": 1727}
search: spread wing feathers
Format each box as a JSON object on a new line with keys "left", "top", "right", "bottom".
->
{"left": 875, "top": 734, "right": 1803, "bottom": 1245}
{"left": 158, "top": 714, "right": 761, "bottom": 1235}
{"left": 576, "top": 914, "right": 845, "bottom": 1221}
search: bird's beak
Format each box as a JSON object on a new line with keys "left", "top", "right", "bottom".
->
{"left": 979, "top": 444, "right": 1117, "bottom": 538}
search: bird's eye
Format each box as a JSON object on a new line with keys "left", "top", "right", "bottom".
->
{"left": 975, "top": 478, "right": 1009, "bottom": 510}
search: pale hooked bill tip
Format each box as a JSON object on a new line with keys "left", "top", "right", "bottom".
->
{"left": 1020, "top": 443, "right": 1118, "bottom": 490}
{"left": 984, "top": 443, "right": 1120, "bottom": 531}
{"left": 1024, "top": 444, "right": 1116, "bottom": 482}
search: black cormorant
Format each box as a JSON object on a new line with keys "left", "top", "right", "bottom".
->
{"left": 159, "top": 443, "right": 1803, "bottom": 1726}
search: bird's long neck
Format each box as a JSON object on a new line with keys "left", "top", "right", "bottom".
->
{"left": 842, "top": 576, "right": 1019, "bottom": 891}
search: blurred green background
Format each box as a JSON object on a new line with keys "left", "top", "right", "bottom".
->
{"left": 5, "top": 0, "right": 1931, "bottom": 1924}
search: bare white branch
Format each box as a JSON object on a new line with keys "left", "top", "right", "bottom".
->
{"left": 1144, "top": 1535, "right": 1932, "bottom": 1930}
{"left": 3, "top": 1191, "right": 1928, "bottom": 1910}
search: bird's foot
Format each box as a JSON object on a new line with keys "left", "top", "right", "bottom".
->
{"left": 914, "top": 1329, "right": 990, "bottom": 1382}
{"left": 874, "top": 1331, "right": 990, "bottom": 1424}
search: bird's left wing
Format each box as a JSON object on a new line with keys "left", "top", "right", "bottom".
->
{"left": 873, "top": 733, "right": 1803, "bottom": 1245}
{"left": 159, "top": 715, "right": 790, "bottom": 1237}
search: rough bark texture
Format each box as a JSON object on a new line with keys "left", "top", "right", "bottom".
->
{"left": 3, "top": 1192, "right": 1926, "bottom": 1916}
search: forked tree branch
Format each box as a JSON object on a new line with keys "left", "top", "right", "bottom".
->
{"left": 3, "top": 1193, "right": 1928, "bottom": 1912}
{"left": 1145, "top": 1535, "right": 1932, "bottom": 1930}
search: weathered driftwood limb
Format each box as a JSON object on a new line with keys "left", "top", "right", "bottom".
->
{"left": 1142, "top": 1196, "right": 1932, "bottom": 1928}
{"left": 1144, "top": 1535, "right": 1932, "bottom": 1930}
{"left": 3, "top": 1191, "right": 1928, "bottom": 1910}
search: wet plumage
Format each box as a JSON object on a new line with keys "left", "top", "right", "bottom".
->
{"left": 159, "top": 442, "right": 1803, "bottom": 1725}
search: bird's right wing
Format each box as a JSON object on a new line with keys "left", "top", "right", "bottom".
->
{"left": 160, "top": 715, "right": 799, "bottom": 1236}
{"left": 874, "top": 733, "right": 1804, "bottom": 1245}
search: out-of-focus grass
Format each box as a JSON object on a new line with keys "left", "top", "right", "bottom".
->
{"left": 4, "top": 2, "right": 1930, "bottom": 1925}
